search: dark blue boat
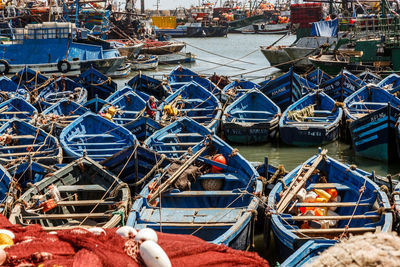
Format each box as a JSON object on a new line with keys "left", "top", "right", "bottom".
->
{"left": 158, "top": 81, "right": 222, "bottom": 132}
{"left": 122, "top": 116, "right": 162, "bottom": 141}
{"left": 398, "top": 117, "right": 400, "bottom": 159}
{"left": 145, "top": 117, "right": 212, "bottom": 159}
{"left": 279, "top": 91, "right": 342, "bottom": 146}
{"left": 319, "top": 69, "right": 364, "bottom": 101}
{"left": 127, "top": 73, "right": 170, "bottom": 100}
{"left": 344, "top": 85, "right": 400, "bottom": 161}
{"left": 222, "top": 89, "right": 281, "bottom": 144}
{"left": 222, "top": 79, "right": 260, "bottom": 100}
{"left": 36, "top": 76, "right": 88, "bottom": 111}
{"left": 60, "top": 112, "right": 137, "bottom": 161}
{"left": 267, "top": 151, "right": 393, "bottom": 259}
{"left": 127, "top": 135, "right": 263, "bottom": 250}
{"left": 0, "top": 164, "right": 11, "bottom": 203}
{"left": 167, "top": 66, "right": 221, "bottom": 95}
{"left": 101, "top": 145, "right": 171, "bottom": 193}
{"left": 378, "top": 74, "right": 400, "bottom": 94}
{"left": 0, "top": 98, "right": 37, "bottom": 124}
{"left": 99, "top": 92, "right": 146, "bottom": 126}
{"left": 358, "top": 70, "right": 382, "bottom": 84}
{"left": 259, "top": 68, "right": 309, "bottom": 111}
{"left": 0, "top": 119, "right": 62, "bottom": 165}
{"left": 305, "top": 68, "right": 331, "bottom": 86}
{"left": 74, "top": 66, "right": 117, "bottom": 99}
{"left": 281, "top": 240, "right": 335, "bottom": 267}
{"left": 105, "top": 86, "right": 150, "bottom": 103}
{"left": 11, "top": 66, "right": 48, "bottom": 90}
{"left": 0, "top": 76, "right": 29, "bottom": 102}
{"left": 39, "top": 100, "right": 89, "bottom": 136}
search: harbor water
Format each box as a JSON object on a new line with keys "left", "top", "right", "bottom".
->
{"left": 119, "top": 33, "right": 400, "bottom": 177}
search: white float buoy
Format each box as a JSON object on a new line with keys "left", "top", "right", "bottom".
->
{"left": 140, "top": 240, "right": 171, "bottom": 267}
{"left": 116, "top": 226, "right": 137, "bottom": 239}
{"left": 88, "top": 227, "right": 106, "bottom": 236}
{"left": 135, "top": 228, "right": 158, "bottom": 243}
{"left": 0, "top": 229, "right": 15, "bottom": 240}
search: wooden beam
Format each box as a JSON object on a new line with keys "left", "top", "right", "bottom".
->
{"left": 293, "top": 227, "right": 376, "bottom": 234}
{"left": 56, "top": 200, "right": 119, "bottom": 206}
{"left": 23, "top": 213, "right": 112, "bottom": 220}
{"left": 294, "top": 202, "right": 370, "bottom": 208}
{"left": 288, "top": 214, "right": 380, "bottom": 221}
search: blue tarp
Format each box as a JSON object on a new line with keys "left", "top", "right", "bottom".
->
{"left": 310, "top": 19, "right": 338, "bottom": 37}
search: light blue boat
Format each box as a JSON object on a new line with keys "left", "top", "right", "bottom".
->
{"left": 0, "top": 98, "right": 37, "bottom": 124}
{"left": 222, "top": 78, "right": 260, "bottom": 100}
{"left": 60, "top": 112, "right": 136, "bottom": 161}
{"left": 157, "top": 81, "right": 222, "bottom": 133}
{"left": 222, "top": 89, "right": 281, "bottom": 144}
{"left": 128, "top": 134, "right": 262, "bottom": 250}
{"left": 0, "top": 76, "right": 29, "bottom": 101}
{"left": 281, "top": 240, "right": 335, "bottom": 267}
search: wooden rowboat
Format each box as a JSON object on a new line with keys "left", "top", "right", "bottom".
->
{"left": 74, "top": 66, "right": 117, "bottom": 100}
{"left": 127, "top": 73, "right": 170, "bottom": 100}
{"left": 9, "top": 157, "right": 130, "bottom": 230}
{"left": 0, "top": 98, "right": 37, "bottom": 125}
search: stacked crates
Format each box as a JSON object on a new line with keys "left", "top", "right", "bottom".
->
{"left": 290, "top": 3, "right": 323, "bottom": 28}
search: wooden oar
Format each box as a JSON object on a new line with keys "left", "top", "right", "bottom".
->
{"left": 276, "top": 149, "right": 328, "bottom": 213}
{"left": 148, "top": 145, "right": 207, "bottom": 204}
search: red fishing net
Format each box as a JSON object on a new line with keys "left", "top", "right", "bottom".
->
{"left": 0, "top": 215, "right": 269, "bottom": 266}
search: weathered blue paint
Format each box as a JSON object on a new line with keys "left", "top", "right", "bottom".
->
{"left": 319, "top": 69, "right": 364, "bottom": 101}
{"left": 0, "top": 98, "right": 37, "bottom": 124}
{"left": 74, "top": 66, "right": 117, "bottom": 99}
{"left": 127, "top": 73, "right": 170, "bottom": 100}
{"left": 305, "top": 68, "right": 332, "bottom": 86}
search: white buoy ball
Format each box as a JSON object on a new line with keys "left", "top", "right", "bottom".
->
{"left": 88, "top": 227, "right": 106, "bottom": 236}
{"left": 116, "top": 226, "right": 137, "bottom": 239}
{"left": 135, "top": 228, "right": 158, "bottom": 243}
{"left": 140, "top": 240, "right": 171, "bottom": 267}
{"left": 0, "top": 229, "right": 14, "bottom": 240}
{"left": 48, "top": 231, "right": 57, "bottom": 235}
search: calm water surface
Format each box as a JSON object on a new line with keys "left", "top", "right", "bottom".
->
{"left": 118, "top": 33, "right": 400, "bottom": 177}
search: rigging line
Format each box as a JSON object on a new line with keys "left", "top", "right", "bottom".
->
{"left": 174, "top": 38, "right": 256, "bottom": 65}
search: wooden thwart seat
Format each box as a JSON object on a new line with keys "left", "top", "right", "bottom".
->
{"left": 23, "top": 213, "right": 112, "bottom": 220}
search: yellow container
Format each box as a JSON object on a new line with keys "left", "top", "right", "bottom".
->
{"left": 151, "top": 16, "right": 177, "bottom": 29}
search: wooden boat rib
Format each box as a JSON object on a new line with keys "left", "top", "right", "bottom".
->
{"left": 279, "top": 91, "right": 342, "bottom": 146}
{"left": 0, "top": 119, "right": 62, "bottom": 165}
{"left": 358, "top": 70, "right": 382, "bottom": 85}
{"left": 158, "top": 81, "right": 222, "bottom": 132}
{"left": 222, "top": 79, "right": 260, "bottom": 100}
{"left": 267, "top": 151, "right": 392, "bottom": 259}
{"left": 0, "top": 98, "right": 37, "bottom": 125}
{"left": 9, "top": 157, "right": 130, "bottom": 229}
{"left": 128, "top": 135, "right": 262, "bottom": 250}
{"left": 344, "top": 85, "right": 400, "bottom": 161}
{"left": 145, "top": 117, "right": 211, "bottom": 159}
{"left": 60, "top": 112, "right": 137, "bottom": 161}
{"left": 305, "top": 68, "right": 331, "bottom": 87}
{"left": 222, "top": 89, "right": 281, "bottom": 144}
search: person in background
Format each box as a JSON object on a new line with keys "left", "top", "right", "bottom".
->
{"left": 146, "top": 96, "right": 157, "bottom": 119}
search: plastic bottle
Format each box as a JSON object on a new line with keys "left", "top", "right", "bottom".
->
{"left": 314, "top": 189, "right": 332, "bottom": 202}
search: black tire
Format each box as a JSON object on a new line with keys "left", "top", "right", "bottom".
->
{"left": 260, "top": 24, "right": 265, "bottom": 30}
{"left": 0, "top": 59, "right": 9, "bottom": 74}
{"left": 57, "top": 60, "right": 71, "bottom": 73}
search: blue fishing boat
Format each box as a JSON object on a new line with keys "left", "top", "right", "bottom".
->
{"left": 305, "top": 68, "right": 331, "bottom": 86}
{"left": 127, "top": 135, "right": 262, "bottom": 250}
{"left": 0, "top": 98, "right": 37, "bottom": 124}
{"left": 99, "top": 92, "right": 146, "bottom": 126}
{"left": 222, "top": 79, "right": 260, "bottom": 100}
{"left": 378, "top": 73, "right": 400, "bottom": 94}
{"left": 74, "top": 67, "right": 117, "bottom": 99}
{"left": 259, "top": 68, "right": 309, "bottom": 111}
{"left": 358, "top": 70, "right": 382, "bottom": 84}
{"left": 127, "top": 73, "right": 170, "bottom": 100}
{"left": 0, "top": 22, "right": 125, "bottom": 75}
{"left": 222, "top": 89, "right": 281, "bottom": 144}
{"left": 158, "top": 81, "right": 222, "bottom": 132}
{"left": 101, "top": 145, "right": 171, "bottom": 193}
{"left": 60, "top": 112, "right": 136, "bottom": 161}
{"left": 105, "top": 86, "right": 150, "bottom": 103}
{"left": 344, "top": 85, "right": 400, "bottom": 161}
{"left": 0, "top": 76, "right": 29, "bottom": 102}
{"left": 11, "top": 66, "right": 48, "bottom": 90}
{"left": 122, "top": 116, "right": 162, "bottom": 141}
{"left": 167, "top": 66, "right": 221, "bottom": 95}
{"left": 281, "top": 240, "right": 335, "bottom": 267}
{"left": 8, "top": 161, "right": 56, "bottom": 188}
{"left": 279, "top": 91, "right": 342, "bottom": 146}
{"left": 267, "top": 150, "right": 392, "bottom": 259}
{"left": 398, "top": 117, "right": 400, "bottom": 159}
{"left": 83, "top": 96, "right": 108, "bottom": 113}
{"left": 145, "top": 117, "right": 212, "bottom": 159}
{"left": 0, "top": 164, "right": 11, "bottom": 203}
{"left": 0, "top": 119, "right": 62, "bottom": 165}
{"left": 36, "top": 100, "right": 89, "bottom": 136}
{"left": 319, "top": 69, "right": 364, "bottom": 101}
{"left": 36, "top": 76, "right": 88, "bottom": 111}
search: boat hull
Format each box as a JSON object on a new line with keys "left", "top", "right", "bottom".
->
{"left": 260, "top": 46, "right": 291, "bottom": 71}
{"left": 223, "top": 120, "right": 279, "bottom": 144}
{"left": 349, "top": 105, "right": 400, "bottom": 161}
{"left": 284, "top": 47, "right": 315, "bottom": 69}
{"left": 141, "top": 42, "right": 185, "bottom": 55}
{"left": 280, "top": 123, "right": 340, "bottom": 146}
{"left": 185, "top": 26, "right": 228, "bottom": 37}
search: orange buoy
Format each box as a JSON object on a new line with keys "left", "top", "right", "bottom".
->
{"left": 211, "top": 154, "right": 226, "bottom": 172}
{"left": 41, "top": 199, "right": 57, "bottom": 212}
